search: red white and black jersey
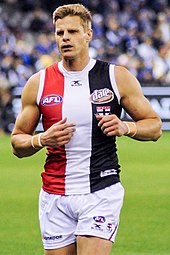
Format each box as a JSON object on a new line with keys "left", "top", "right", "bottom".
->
{"left": 37, "top": 59, "right": 122, "bottom": 195}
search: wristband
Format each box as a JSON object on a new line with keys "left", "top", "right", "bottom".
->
{"left": 38, "top": 133, "right": 43, "bottom": 147}
{"left": 31, "top": 133, "right": 44, "bottom": 149}
{"left": 123, "top": 121, "right": 137, "bottom": 137}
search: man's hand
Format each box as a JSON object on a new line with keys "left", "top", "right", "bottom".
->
{"left": 96, "top": 114, "right": 128, "bottom": 137}
{"left": 40, "top": 117, "right": 76, "bottom": 147}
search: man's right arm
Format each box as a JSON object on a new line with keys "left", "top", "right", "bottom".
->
{"left": 11, "top": 73, "right": 76, "bottom": 158}
{"left": 11, "top": 72, "right": 42, "bottom": 158}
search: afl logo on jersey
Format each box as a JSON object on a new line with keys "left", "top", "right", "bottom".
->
{"left": 41, "top": 94, "right": 63, "bottom": 106}
{"left": 89, "top": 88, "right": 114, "bottom": 104}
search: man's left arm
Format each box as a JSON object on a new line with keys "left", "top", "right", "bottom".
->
{"left": 96, "top": 65, "right": 162, "bottom": 141}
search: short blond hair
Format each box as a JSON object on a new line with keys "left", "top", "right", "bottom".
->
{"left": 53, "top": 3, "right": 92, "bottom": 30}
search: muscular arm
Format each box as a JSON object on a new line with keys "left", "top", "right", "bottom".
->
{"left": 11, "top": 73, "right": 42, "bottom": 158}
{"left": 96, "top": 66, "right": 162, "bottom": 141}
{"left": 11, "top": 73, "right": 76, "bottom": 158}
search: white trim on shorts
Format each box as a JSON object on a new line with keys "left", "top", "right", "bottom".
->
{"left": 39, "top": 182, "right": 124, "bottom": 250}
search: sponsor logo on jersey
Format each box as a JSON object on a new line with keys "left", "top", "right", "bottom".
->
{"left": 93, "top": 216, "right": 106, "bottom": 223}
{"left": 71, "top": 80, "right": 82, "bottom": 86}
{"left": 96, "top": 106, "right": 111, "bottom": 115}
{"left": 90, "top": 88, "right": 114, "bottom": 104}
{"left": 100, "top": 169, "right": 117, "bottom": 177}
{"left": 41, "top": 94, "right": 63, "bottom": 106}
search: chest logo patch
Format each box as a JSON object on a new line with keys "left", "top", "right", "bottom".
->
{"left": 41, "top": 94, "right": 63, "bottom": 106}
{"left": 96, "top": 106, "right": 111, "bottom": 116}
{"left": 89, "top": 88, "right": 114, "bottom": 104}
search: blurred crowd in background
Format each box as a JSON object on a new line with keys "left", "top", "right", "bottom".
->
{"left": 0, "top": 0, "right": 170, "bottom": 133}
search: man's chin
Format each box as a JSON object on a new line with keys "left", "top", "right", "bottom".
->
{"left": 63, "top": 54, "right": 76, "bottom": 60}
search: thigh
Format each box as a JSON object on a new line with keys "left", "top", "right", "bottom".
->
{"left": 77, "top": 236, "right": 112, "bottom": 255}
{"left": 39, "top": 189, "right": 77, "bottom": 250}
{"left": 75, "top": 182, "right": 124, "bottom": 243}
{"left": 45, "top": 243, "right": 76, "bottom": 255}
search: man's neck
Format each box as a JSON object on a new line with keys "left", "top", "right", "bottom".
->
{"left": 62, "top": 56, "right": 90, "bottom": 71}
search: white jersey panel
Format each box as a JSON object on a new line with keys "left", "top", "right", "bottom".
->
{"left": 62, "top": 72, "right": 92, "bottom": 194}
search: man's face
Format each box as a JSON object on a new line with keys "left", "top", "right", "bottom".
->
{"left": 55, "top": 15, "right": 92, "bottom": 59}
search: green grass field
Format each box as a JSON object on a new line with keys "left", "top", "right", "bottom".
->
{"left": 0, "top": 132, "right": 170, "bottom": 255}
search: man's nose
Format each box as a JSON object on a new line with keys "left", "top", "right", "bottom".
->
{"left": 63, "top": 31, "right": 70, "bottom": 41}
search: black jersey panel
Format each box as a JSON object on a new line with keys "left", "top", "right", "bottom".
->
{"left": 89, "top": 60, "right": 122, "bottom": 192}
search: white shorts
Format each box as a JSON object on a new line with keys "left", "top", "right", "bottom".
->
{"left": 39, "top": 182, "right": 124, "bottom": 250}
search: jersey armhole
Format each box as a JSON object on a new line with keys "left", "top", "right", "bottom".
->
{"left": 109, "top": 64, "right": 121, "bottom": 104}
{"left": 37, "top": 69, "right": 45, "bottom": 105}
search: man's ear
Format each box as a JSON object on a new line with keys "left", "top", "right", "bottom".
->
{"left": 85, "top": 29, "right": 93, "bottom": 42}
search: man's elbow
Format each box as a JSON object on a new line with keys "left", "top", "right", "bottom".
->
{"left": 12, "top": 147, "right": 24, "bottom": 158}
{"left": 153, "top": 118, "right": 162, "bottom": 141}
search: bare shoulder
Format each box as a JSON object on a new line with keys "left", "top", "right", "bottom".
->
{"left": 114, "top": 65, "right": 161, "bottom": 122}
{"left": 114, "top": 65, "right": 143, "bottom": 99}
{"left": 22, "top": 71, "right": 40, "bottom": 106}
{"left": 11, "top": 72, "right": 41, "bottom": 136}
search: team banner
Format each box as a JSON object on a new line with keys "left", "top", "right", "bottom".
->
{"left": 121, "top": 87, "right": 170, "bottom": 130}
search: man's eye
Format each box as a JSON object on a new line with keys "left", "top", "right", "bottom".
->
{"left": 69, "top": 30, "right": 78, "bottom": 33}
{"left": 56, "top": 30, "right": 78, "bottom": 36}
{"left": 56, "top": 31, "right": 63, "bottom": 36}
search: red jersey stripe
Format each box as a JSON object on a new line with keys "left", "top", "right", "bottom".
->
{"left": 39, "top": 64, "right": 66, "bottom": 195}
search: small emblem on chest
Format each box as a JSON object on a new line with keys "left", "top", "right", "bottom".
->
{"left": 41, "top": 94, "right": 63, "bottom": 106}
{"left": 71, "top": 80, "right": 82, "bottom": 86}
{"left": 96, "top": 106, "right": 111, "bottom": 116}
{"left": 89, "top": 88, "right": 114, "bottom": 104}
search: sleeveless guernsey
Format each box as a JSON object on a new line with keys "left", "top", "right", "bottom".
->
{"left": 37, "top": 59, "right": 122, "bottom": 195}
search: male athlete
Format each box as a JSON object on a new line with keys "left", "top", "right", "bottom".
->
{"left": 11, "top": 4, "right": 162, "bottom": 255}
